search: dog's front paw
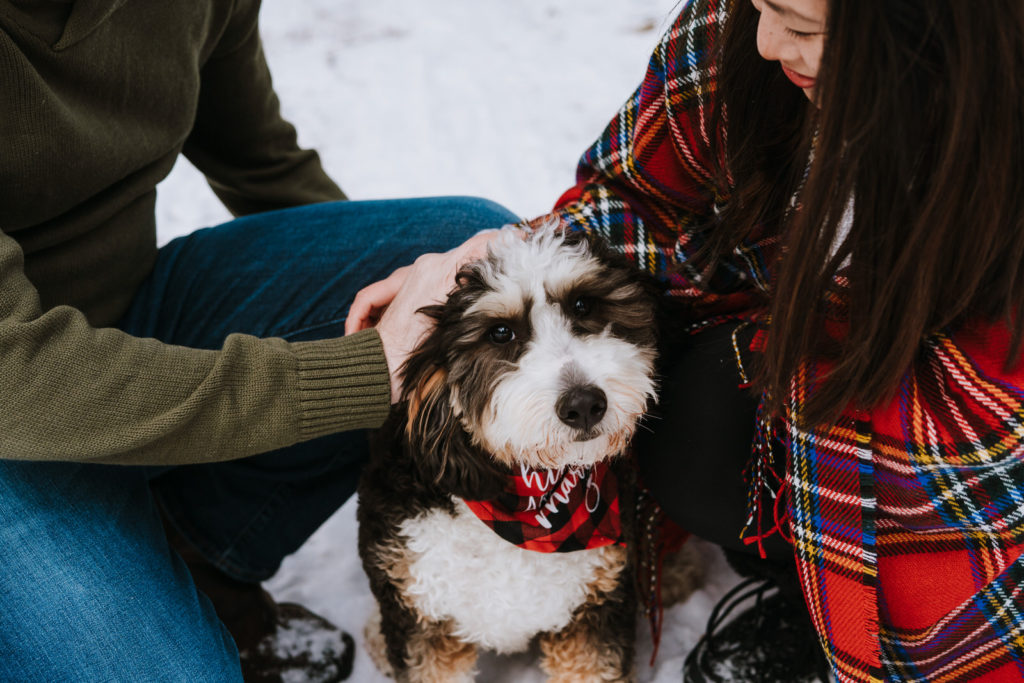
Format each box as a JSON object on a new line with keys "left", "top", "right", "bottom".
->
{"left": 362, "top": 603, "right": 395, "bottom": 678}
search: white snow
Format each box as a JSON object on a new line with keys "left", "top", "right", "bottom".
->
{"left": 155, "top": 0, "right": 744, "bottom": 680}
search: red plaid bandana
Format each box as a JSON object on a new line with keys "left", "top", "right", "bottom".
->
{"left": 463, "top": 461, "right": 622, "bottom": 553}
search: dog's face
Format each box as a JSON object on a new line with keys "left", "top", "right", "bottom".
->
{"left": 402, "top": 227, "right": 659, "bottom": 486}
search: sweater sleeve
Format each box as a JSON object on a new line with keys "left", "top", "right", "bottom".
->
{"left": 536, "top": 0, "right": 759, "bottom": 321}
{"left": 181, "top": 0, "right": 346, "bottom": 215}
{"left": 0, "top": 229, "right": 390, "bottom": 465}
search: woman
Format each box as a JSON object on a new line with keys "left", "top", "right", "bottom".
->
{"left": 355, "top": 0, "right": 1024, "bottom": 680}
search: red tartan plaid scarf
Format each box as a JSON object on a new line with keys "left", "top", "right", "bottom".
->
{"left": 463, "top": 461, "right": 622, "bottom": 553}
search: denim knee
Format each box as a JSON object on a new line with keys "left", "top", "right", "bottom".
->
{"left": 0, "top": 461, "right": 243, "bottom": 682}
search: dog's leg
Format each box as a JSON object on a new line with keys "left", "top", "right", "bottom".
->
{"left": 402, "top": 618, "right": 478, "bottom": 683}
{"left": 366, "top": 599, "right": 477, "bottom": 682}
{"left": 538, "top": 544, "right": 636, "bottom": 683}
{"left": 659, "top": 541, "right": 705, "bottom": 607}
{"left": 365, "top": 580, "right": 478, "bottom": 682}
{"left": 360, "top": 530, "right": 425, "bottom": 680}
{"left": 363, "top": 602, "right": 394, "bottom": 678}
{"left": 363, "top": 537, "right": 477, "bottom": 682}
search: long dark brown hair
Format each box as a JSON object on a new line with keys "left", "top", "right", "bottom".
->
{"left": 706, "top": 0, "right": 1024, "bottom": 425}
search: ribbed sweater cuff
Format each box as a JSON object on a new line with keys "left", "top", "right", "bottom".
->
{"left": 292, "top": 329, "right": 391, "bottom": 440}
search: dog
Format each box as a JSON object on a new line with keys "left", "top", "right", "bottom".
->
{"left": 357, "top": 226, "right": 661, "bottom": 682}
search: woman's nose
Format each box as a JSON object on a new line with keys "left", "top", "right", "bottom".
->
{"left": 756, "top": 11, "right": 798, "bottom": 63}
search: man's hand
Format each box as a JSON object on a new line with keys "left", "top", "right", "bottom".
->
{"left": 346, "top": 228, "right": 522, "bottom": 403}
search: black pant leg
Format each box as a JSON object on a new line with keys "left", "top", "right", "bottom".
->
{"left": 637, "top": 322, "right": 791, "bottom": 560}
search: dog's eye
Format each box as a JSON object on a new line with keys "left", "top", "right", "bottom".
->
{"left": 573, "top": 296, "right": 593, "bottom": 317}
{"left": 488, "top": 324, "right": 515, "bottom": 344}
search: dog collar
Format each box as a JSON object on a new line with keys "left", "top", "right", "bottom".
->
{"left": 463, "top": 461, "right": 622, "bottom": 553}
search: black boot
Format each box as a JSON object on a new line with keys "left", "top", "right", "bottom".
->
{"left": 683, "top": 551, "right": 830, "bottom": 683}
{"left": 163, "top": 518, "right": 354, "bottom": 683}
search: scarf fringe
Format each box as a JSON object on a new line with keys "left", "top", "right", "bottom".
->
{"left": 739, "top": 390, "right": 793, "bottom": 559}
{"left": 636, "top": 487, "right": 690, "bottom": 665}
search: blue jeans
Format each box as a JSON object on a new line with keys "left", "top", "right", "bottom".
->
{"left": 0, "top": 197, "right": 519, "bottom": 682}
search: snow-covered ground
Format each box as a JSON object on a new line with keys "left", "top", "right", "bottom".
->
{"left": 156, "top": 1, "right": 743, "bottom": 680}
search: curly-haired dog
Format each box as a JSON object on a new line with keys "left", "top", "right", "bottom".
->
{"left": 357, "top": 227, "right": 660, "bottom": 682}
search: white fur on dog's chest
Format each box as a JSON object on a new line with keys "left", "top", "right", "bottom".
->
{"left": 398, "top": 498, "right": 614, "bottom": 654}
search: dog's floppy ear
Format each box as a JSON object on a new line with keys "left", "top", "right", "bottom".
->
{"left": 401, "top": 313, "right": 509, "bottom": 500}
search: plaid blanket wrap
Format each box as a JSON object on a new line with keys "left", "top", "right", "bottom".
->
{"left": 463, "top": 462, "right": 622, "bottom": 553}
{"left": 535, "top": 0, "right": 1024, "bottom": 680}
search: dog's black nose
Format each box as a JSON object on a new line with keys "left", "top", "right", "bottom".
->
{"left": 556, "top": 385, "right": 607, "bottom": 431}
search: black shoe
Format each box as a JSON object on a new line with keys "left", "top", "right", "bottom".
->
{"left": 683, "top": 577, "right": 830, "bottom": 683}
{"left": 239, "top": 603, "right": 355, "bottom": 683}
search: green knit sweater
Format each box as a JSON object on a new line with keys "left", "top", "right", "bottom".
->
{"left": 0, "top": 0, "right": 391, "bottom": 464}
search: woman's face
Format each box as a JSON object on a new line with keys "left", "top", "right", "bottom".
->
{"left": 751, "top": 0, "right": 827, "bottom": 100}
